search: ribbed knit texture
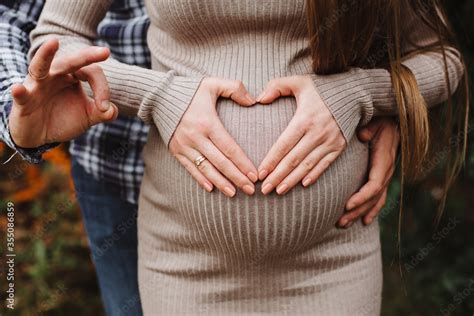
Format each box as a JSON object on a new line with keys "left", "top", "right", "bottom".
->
{"left": 31, "top": 1, "right": 463, "bottom": 315}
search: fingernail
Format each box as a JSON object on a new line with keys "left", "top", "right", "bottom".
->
{"left": 203, "top": 183, "right": 213, "bottom": 192}
{"left": 262, "top": 183, "right": 274, "bottom": 195}
{"left": 276, "top": 183, "right": 289, "bottom": 195}
{"left": 101, "top": 101, "right": 111, "bottom": 111}
{"left": 245, "top": 93, "right": 255, "bottom": 104}
{"left": 302, "top": 178, "right": 312, "bottom": 187}
{"left": 256, "top": 91, "right": 267, "bottom": 103}
{"left": 224, "top": 187, "right": 236, "bottom": 197}
{"left": 247, "top": 172, "right": 258, "bottom": 183}
{"left": 345, "top": 221, "right": 354, "bottom": 228}
{"left": 243, "top": 184, "right": 255, "bottom": 195}
{"left": 258, "top": 169, "right": 269, "bottom": 180}
{"left": 95, "top": 47, "right": 108, "bottom": 54}
{"left": 366, "top": 217, "right": 374, "bottom": 225}
{"left": 340, "top": 218, "right": 348, "bottom": 227}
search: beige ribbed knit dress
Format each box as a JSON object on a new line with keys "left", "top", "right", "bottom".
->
{"left": 31, "top": 1, "right": 463, "bottom": 315}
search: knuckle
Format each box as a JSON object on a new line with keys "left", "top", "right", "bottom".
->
{"left": 169, "top": 139, "right": 181, "bottom": 154}
{"left": 213, "top": 156, "right": 228, "bottom": 169}
{"left": 288, "top": 156, "right": 301, "bottom": 169}
{"left": 231, "top": 80, "right": 244, "bottom": 91}
{"left": 298, "top": 117, "right": 312, "bottom": 129}
{"left": 335, "top": 139, "right": 346, "bottom": 151}
{"left": 87, "top": 64, "right": 101, "bottom": 74}
{"left": 195, "top": 119, "right": 212, "bottom": 134}
{"left": 321, "top": 158, "right": 331, "bottom": 170}
{"left": 221, "top": 143, "right": 238, "bottom": 157}
{"left": 172, "top": 131, "right": 190, "bottom": 148}
{"left": 65, "top": 60, "right": 76, "bottom": 70}
{"left": 307, "top": 115, "right": 319, "bottom": 127}
{"left": 170, "top": 148, "right": 179, "bottom": 157}
{"left": 178, "top": 115, "right": 193, "bottom": 129}
{"left": 302, "top": 158, "right": 314, "bottom": 171}
{"left": 276, "top": 144, "right": 289, "bottom": 158}
{"left": 266, "top": 79, "right": 279, "bottom": 90}
{"left": 322, "top": 110, "right": 335, "bottom": 122}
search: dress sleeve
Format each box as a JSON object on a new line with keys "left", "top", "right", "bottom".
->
{"left": 30, "top": 0, "right": 204, "bottom": 146}
{"left": 311, "top": 5, "right": 464, "bottom": 143}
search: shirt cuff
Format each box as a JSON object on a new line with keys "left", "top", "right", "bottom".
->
{"left": 136, "top": 75, "right": 205, "bottom": 146}
{"left": 1, "top": 100, "right": 59, "bottom": 164}
{"left": 311, "top": 68, "right": 385, "bottom": 143}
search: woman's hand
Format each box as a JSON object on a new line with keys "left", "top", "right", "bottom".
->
{"left": 256, "top": 75, "right": 346, "bottom": 195}
{"left": 338, "top": 118, "right": 400, "bottom": 228}
{"left": 169, "top": 77, "right": 258, "bottom": 197}
{"left": 9, "top": 39, "right": 118, "bottom": 148}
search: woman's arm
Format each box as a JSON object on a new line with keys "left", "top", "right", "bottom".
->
{"left": 30, "top": 0, "right": 202, "bottom": 146}
{"left": 256, "top": 6, "right": 463, "bottom": 196}
{"left": 312, "top": 8, "right": 464, "bottom": 142}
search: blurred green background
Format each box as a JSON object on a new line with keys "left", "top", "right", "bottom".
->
{"left": 0, "top": 1, "right": 473, "bottom": 315}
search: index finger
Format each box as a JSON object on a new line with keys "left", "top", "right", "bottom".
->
{"left": 208, "top": 120, "right": 258, "bottom": 182}
{"left": 345, "top": 156, "right": 390, "bottom": 211}
{"left": 28, "top": 38, "right": 59, "bottom": 80}
{"left": 257, "top": 117, "right": 305, "bottom": 180}
{"left": 51, "top": 46, "right": 110, "bottom": 75}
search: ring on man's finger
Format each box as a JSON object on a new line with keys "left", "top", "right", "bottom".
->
{"left": 28, "top": 68, "right": 49, "bottom": 81}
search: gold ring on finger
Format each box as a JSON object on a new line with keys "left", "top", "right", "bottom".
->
{"left": 193, "top": 155, "right": 207, "bottom": 167}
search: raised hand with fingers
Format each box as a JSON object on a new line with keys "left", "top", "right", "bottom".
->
{"left": 169, "top": 77, "right": 258, "bottom": 197}
{"left": 256, "top": 75, "right": 346, "bottom": 195}
{"left": 338, "top": 117, "right": 400, "bottom": 228}
{"left": 9, "top": 38, "right": 118, "bottom": 149}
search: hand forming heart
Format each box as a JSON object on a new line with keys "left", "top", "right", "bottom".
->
{"left": 256, "top": 75, "right": 347, "bottom": 195}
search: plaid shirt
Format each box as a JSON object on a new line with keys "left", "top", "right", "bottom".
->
{"left": 0, "top": 0, "right": 150, "bottom": 204}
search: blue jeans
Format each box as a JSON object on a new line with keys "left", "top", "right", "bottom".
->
{"left": 71, "top": 160, "right": 143, "bottom": 316}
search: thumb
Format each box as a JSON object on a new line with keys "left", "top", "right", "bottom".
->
{"left": 216, "top": 78, "right": 256, "bottom": 106}
{"left": 11, "top": 83, "right": 31, "bottom": 106}
{"left": 257, "top": 77, "right": 295, "bottom": 104}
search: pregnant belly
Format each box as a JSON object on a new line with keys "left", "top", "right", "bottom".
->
{"left": 140, "top": 97, "right": 368, "bottom": 262}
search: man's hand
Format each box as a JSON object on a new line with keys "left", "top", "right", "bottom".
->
{"left": 338, "top": 117, "right": 400, "bottom": 228}
{"left": 9, "top": 39, "right": 118, "bottom": 148}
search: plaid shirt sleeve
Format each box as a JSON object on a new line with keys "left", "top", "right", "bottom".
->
{"left": 0, "top": 1, "right": 59, "bottom": 164}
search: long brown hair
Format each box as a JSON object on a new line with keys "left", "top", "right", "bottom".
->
{"left": 306, "top": 0, "right": 470, "bottom": 227}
